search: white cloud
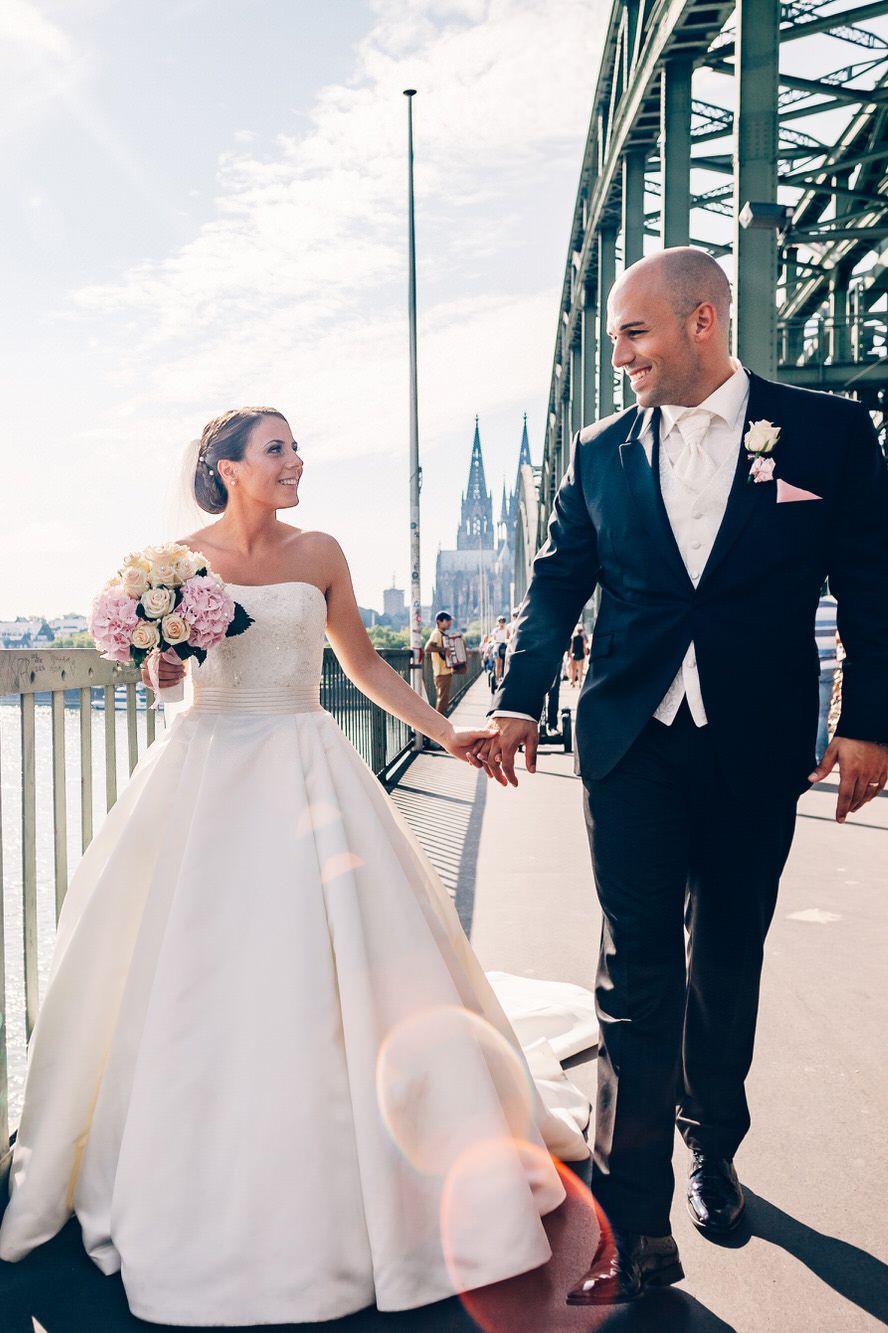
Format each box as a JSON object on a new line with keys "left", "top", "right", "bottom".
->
{"left": 3, "top": 0, "right": 608, "bottom": 614}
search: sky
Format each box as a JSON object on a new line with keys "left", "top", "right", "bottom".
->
{"left": 1, "top": 0, "right": 608, "bottom": 619}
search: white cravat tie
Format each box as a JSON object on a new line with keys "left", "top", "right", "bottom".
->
{"left": 671, "top": 408, "right": 715, "bottom": 489}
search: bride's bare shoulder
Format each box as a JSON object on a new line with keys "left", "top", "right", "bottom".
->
{"left": 176, "top": 525, "right": 219, "bottom": 551}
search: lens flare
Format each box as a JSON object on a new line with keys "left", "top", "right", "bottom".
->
{"left": 442, "top": 1140, "right": 607, "bottom": 1333}
{"left": 375, "top": 1005, "right": 535, "bottom": 1175}
{"left": 320, "top": 851, "right": 364, "bottom": 883}
{"left": 295, "top": 801, "right": 342, "bottom": 835}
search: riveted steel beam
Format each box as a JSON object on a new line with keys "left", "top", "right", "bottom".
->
{"left": 623, "top": 151, "right": 647, "bottom": 266}
{"left": 733, "top": 0, "right": 780, "bottom": 375}
{"left": 661, "top": 57, "right": 693, "bottom": 245}
{"left": 597, "top": 228, "right": 619, "bottom": 416}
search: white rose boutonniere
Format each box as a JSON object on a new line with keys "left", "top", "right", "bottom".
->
{"left": 744, "top": 420, "right": 780, "bottom": 484}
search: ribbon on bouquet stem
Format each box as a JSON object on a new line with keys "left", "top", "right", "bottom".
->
{"left": 145, "top": 647, "right": 185, "bottom": 710}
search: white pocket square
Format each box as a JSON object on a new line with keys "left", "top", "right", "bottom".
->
{"left": 776, "top": 479, "right": 822, "bottom": 503}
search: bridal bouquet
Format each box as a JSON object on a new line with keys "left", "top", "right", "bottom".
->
{"left": 88, "top": 543, "right": 253, "bottom": 700}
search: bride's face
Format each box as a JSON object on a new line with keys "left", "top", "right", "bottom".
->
{"left": 228, "top": 416, "right": 303, "bottom": 510}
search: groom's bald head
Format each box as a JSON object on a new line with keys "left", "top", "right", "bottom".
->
{"left": 607, "top": 247, "right": 735, "bottom": 407}
{"left": 618, "top": 248, "right": 732, "bottom": 326}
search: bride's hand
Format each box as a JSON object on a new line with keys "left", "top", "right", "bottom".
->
{"left": 441, "top": 727, "right": 497, "bottom": 766}
{"left": 140, "top": 650, "right": 186, "bottom": 691}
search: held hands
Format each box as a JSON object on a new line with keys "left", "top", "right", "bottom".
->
{"left": 441, "top": 728, "right": 499, "bottom": 766}
{"left": 808, "top": 737, "right": 888, "bottom": 823}
{"left": 470, "top": 717, "right": 539, "bottom": 787}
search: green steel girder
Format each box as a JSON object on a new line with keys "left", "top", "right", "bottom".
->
{"left": 535, "top": 0, "right": 888, "bottom": 551}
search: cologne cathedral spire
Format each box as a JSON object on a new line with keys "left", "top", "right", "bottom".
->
{"left": 457, "top": 417, "right": 494, "bottom": 550}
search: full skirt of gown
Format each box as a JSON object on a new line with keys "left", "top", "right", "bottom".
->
{"left": 0, "top": 583, "right": 591, "bottom": 1325}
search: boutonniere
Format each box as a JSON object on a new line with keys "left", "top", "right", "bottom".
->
{"left": 745, "top": 420, "right": 780, "bottom": 484}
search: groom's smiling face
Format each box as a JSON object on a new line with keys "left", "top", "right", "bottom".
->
{"left": 607, "top": 275, "right": 701, "bottom": 409}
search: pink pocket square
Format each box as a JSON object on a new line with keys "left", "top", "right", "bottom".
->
{"left": 776, "top": 479, "right": 822, "bottom": 503}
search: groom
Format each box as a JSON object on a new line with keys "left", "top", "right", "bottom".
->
{"left": 480, "top": 248, "right": 888, "bottom": 1304}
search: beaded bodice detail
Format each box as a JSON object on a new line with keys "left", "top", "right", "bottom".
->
{"left": 189, "top": 582, "right": 327, "bottom": 714}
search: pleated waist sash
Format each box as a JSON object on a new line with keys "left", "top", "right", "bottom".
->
{"left": 190, "top": 686, "right": 323, "bottom": 715}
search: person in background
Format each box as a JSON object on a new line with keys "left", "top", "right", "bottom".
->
{"left": 425, "top": 611, "right": 454, "bottom": 715}
{"left": 492, "top": 615, "right": 510, "bottom": 681}
{"left": 480, "top": 633, "right": 497, "bottom": 692}
{"left": 815, "top": 588, "right": 839, "bottom": 759}
{"left": 568, "top": 623, "right": 588, "bottom": 687}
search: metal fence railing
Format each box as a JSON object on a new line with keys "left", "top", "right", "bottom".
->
{"left": 0, "top": 644, "right": 482, "bottom": 1160}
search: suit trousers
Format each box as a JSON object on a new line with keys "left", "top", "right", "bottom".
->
{"left": 582, "top": 701, "right": 798, "bottom": 1235}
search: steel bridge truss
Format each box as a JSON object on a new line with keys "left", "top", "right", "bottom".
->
{"left": 537, "top": 0, "right": 888, "bottom": 538}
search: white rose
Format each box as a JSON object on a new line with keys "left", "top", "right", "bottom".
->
{"left": 122, "top": 565, "right": 150, "bottom": 598}
{"left": 141, "top": 586, "right": 176, "bottom": 618}
{"left": 149, "top": 558, "right": 182, "bottom": 587}
{"left": 122, "top": 551, "right": 152, "bottom": 572}
{"left": 161, "top": 613, "right": 191, "bottom": 645}
{"left": 744, "top": 420, "right": 780, "bottom": 455}
{"left": 174, "top": 550, "right": 202, "bottom": 581}
{"left": 131, "top": 621, "right": 160, "bottom": 650}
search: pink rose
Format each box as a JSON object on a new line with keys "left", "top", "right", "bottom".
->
{"left": 749, "top": 456, "right": 775, "bottom": 484}
{"left": 89, "top": 586, "right": 140, "bottom": 662}
{"left": 178, "top": 575, "right": 236, "bottom": 650}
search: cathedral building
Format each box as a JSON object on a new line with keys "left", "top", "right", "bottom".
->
{"left": 432, "top": 416, "right": 532, "bottom": 631}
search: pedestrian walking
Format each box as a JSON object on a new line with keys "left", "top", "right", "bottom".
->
{"left": 569, "top": 624, "right": 588, "bottom": 687}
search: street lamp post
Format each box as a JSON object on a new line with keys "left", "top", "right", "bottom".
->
{"left": 404, "top": 90, "right": 424, "bottom": 748}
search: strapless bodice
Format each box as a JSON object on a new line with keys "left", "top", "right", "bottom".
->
{"left": 189, "top": 582, "right": 327, "bottom": 713}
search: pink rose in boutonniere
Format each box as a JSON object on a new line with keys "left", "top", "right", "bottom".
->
{"left": 749, "top": 455, "right": 776, "bottom": 483}
{"left": 744, "top": 420, "right": 780, "bottom": 484}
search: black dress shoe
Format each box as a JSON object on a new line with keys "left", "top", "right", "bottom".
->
{"left": 687, "top": 1152, "right": 745, "bottom": 1234}
{"left": 566, "top": 1231, "right": 684, "bottom": 1306}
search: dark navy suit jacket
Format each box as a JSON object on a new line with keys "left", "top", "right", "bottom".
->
{"left": 492, "top": 372, "right": 888, "bottom": 796}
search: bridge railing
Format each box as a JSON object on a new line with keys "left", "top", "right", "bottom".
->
{"left": 778, "top": 312, "right": 888, "bottom": 367}
{"left": 0, "top": 644, "right": 479, "bottom": 1158}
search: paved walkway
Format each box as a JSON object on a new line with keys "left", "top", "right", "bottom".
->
{"left": 2, "top": 677, "right": 886, "bottom": 1331}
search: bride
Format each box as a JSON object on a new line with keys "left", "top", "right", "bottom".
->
{"left": 0, "top": 406, "right": 591, "bottom": 1326}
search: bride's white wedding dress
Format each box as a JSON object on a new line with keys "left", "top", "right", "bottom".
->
{"left": 0, "top": 582, "right": 593, "bottom": 1326}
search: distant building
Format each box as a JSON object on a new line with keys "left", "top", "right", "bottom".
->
{"left": 358, "top": 606, "right": 379, "bottom": 628}
{"left": 0, "top": 619, "right": 55, "bottom": 648}
{"left": 379, "top": 580, "right": 408, "bottom": 629}
{"left": 49, "top": 614, "right": 89, "bottom": 636}
{"left": 432, "top": 416, "right": 531, "bottom": 628}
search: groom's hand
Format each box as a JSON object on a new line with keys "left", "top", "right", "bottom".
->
{"left": 808, "top": 737, "right": 888, "bottom": 823}
{"left": 473, "top": 717, "right": 539, "bottom": 787}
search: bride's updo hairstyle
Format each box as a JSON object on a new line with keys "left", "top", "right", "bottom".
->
{"left": 194, "top": 406, "right": 286, "bottom": 514}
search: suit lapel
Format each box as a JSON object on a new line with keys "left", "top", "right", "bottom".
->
{"left": 619, "top": 407, "right": 695, "bottom": 591}
{"left": 698, "top": 371, "right": 776, "bottom": 588}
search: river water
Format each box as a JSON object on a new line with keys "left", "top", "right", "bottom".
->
{"left": 1, "top": 693, "right": 161, "bottom": 1126}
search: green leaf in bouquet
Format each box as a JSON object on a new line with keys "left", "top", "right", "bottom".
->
{"left": 226, "top": 602, "right": 255, "bottom": 638}
{"left": 175, "top": 642, "right": 208, "bottom": 666}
